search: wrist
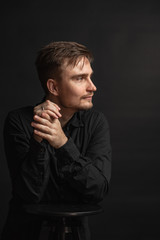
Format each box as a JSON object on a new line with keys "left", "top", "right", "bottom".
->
{"left": 33, "top": 133, "right": 43, "bottom": 143}
{"left": 54, "top": 136, "right": 68, "bottom": 149}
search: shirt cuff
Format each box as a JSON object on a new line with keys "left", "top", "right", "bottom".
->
{"left": 55, "top": 137, "right": 80, "bottom": 164}
{"left": 30, "top": 136, "right": 47, "bottom": 159}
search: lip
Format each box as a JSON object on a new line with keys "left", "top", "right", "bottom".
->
{"left": 83, "top": 96, "right": 93, "bottom": 100}
{"left": 82, "top": 94, "right": 93, "bottom": 99}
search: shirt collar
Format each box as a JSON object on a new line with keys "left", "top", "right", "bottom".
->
{"left": 37, "top": 97, "right": 84, "bottom": 128}
{"left": 66, "top": 111, "right": 84, "bottom": 128}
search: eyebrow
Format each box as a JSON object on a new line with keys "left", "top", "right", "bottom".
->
{"left": 71, "top": 71, "right": 94, "bottom": 79}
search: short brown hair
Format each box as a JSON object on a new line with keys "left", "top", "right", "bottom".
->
{"left": 35, "top": 41, "right": 94, "bottom": 93}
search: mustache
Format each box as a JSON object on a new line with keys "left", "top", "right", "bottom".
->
{"left": 82, "top": 93, "right": 94, "bottom": 98}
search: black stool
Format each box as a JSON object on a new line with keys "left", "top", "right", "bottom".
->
{"left": 24, "top": 204, "right": 103, "bottom": 240}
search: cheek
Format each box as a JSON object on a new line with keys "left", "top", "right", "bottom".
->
{"left": 65, "top": 85, "right": 84, "bottom": 98}
{"left": 66, "top": 90, "right": 82, "bottom": 103}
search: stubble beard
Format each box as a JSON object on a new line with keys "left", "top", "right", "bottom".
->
{"left": 59, "top": 100, "right": 93, "bottom": 112}
{"left": 78, "top": 102, "right": 93, "bottom": 111}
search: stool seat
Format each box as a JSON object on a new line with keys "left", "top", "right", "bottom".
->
{"left": 23, "top": 204, "right": 103, "bottom": 240}
{"left": 23, "top": 203, "right": 103, "bottom": 217}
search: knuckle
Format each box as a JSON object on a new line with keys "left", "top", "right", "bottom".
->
{"left": 46, "top": 100, "right": 50, "bottom": 106}
{"left": 34, "top": 106, "right": 38, "bottom": 113}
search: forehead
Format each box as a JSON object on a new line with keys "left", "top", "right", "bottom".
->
{"left": 61, "top": 57, "right": 93, "bottom": 75}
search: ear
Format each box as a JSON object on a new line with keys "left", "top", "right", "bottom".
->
{"left": 47, "top": 79, "right": 59, "bottom": 96}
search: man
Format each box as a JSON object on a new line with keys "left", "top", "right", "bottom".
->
{"left": 1, "top": 41, "right": 112, "bottom": 240}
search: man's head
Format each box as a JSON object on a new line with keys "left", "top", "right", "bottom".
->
{"left": 35, "top": 41, "right": 94, "bottom": 93}
{"left": 35, "top": 41, "right": 96, "bottom": 112}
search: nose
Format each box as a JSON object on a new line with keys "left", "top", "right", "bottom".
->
{"left": 87, "top": 78, "right": 97, "bottom": 92}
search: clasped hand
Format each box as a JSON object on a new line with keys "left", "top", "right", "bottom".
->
{"left": 31, "top": 100, "right": 68, "bottom": 149}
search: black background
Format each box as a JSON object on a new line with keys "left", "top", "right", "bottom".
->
{"left": 0, "top": 1, "right": 160, "bottom": 239}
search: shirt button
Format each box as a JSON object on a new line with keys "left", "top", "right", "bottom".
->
{"left": 40, "top": 147, "right": 45, "bottom": 153}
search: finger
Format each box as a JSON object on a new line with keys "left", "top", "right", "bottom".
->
{"left": 44, "top": 106, "right": 62, "bottom": 118}
{"left": 43, "top": 109, "right": 61, "bottom": 119}
{"left": 45, "top": 101, "right": 61, "bottom": 115}
{"left": 33, "top": 115, "right": 53, "bottom": 126}
{"left": 33, "top": 129, "right": 51, "bottom": 140}
{"left": 45, "top": 100, "right": 61, "bottom": 110}
{"left": 41, "top": 112, "right": 60, "bottom": 123}
{"left": 31, "top": 121, "right": 51, "bottom": 134}
{"left": 32, "top": 115, "right": 58, "bottom": 132}
{"left": 34, "top": 104, "right": 61, "bottom": 118}
{"left": 41, "top": 112, "right": 52, "bottom": 121}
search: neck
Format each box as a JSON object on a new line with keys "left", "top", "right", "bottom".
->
{"left": 45, "top": 94, "right": 75, "bottom": 128}
{"left": 59, "top": 110, "right": 75, "bottom": 127}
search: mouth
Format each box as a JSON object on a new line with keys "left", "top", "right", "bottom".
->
{"left": 82, "top": 94, "right": 94, "bottom": 99}
{"left": 82, "top": 96, "right": 93, "bottom": 101}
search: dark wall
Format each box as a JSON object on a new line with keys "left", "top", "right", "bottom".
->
{"left": 0, "top": 1, "right": 160, "bottom": 239}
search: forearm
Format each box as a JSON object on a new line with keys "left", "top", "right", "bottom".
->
{"left": 15, "top": 138, "right": 50, "bottom": 203}
{"left": 55, "top": 137, "right": 111, "bottom": 203}
{"left": 5, "top": 134, "right": 50, "bottom": 203}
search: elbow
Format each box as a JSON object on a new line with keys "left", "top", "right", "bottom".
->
{"left": 95, "top": 180, "right": 109, "bottom": 203}
{"left": 15, "top": 189, "right": 43, "bottom": 204}
{"left": 13, "top": 181, "right": 44, "bottom": 204}
{"left": 82, "top": 178, "right": 109, "bottom": 204}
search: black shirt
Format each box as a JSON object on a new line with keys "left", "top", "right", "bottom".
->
{"left": 2, "top": 105, "right": 111, "bottom": 239}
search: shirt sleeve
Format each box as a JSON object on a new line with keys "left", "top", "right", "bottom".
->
{"left": 55, "top": 112, "right": 112, "bottom": 203}
{"left": 3, "top": 110, "right": 50, "bottom": 203}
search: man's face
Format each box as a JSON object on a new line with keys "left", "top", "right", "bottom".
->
{"left": 56, "top": 57, "right": 97, "bottom": 112}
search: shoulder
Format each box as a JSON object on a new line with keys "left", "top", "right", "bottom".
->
{"left": 7, "top": 106, "right": 34, "bottom": 120}
{"left": 5, "top": 106, "right": 34, "bottom": 129}
{"left": 80, "top": 108, "right": 109, "bottom": 130}
{"left": 81, "top": 108, "right": 108, "bottom": 123}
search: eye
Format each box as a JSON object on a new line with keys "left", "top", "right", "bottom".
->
{"left": 76, "top": 76, "right": 84, "bottom": 81}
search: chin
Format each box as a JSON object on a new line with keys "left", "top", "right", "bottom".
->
{"left": 78, "top": 103, "right": 93, "bottom": 111}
